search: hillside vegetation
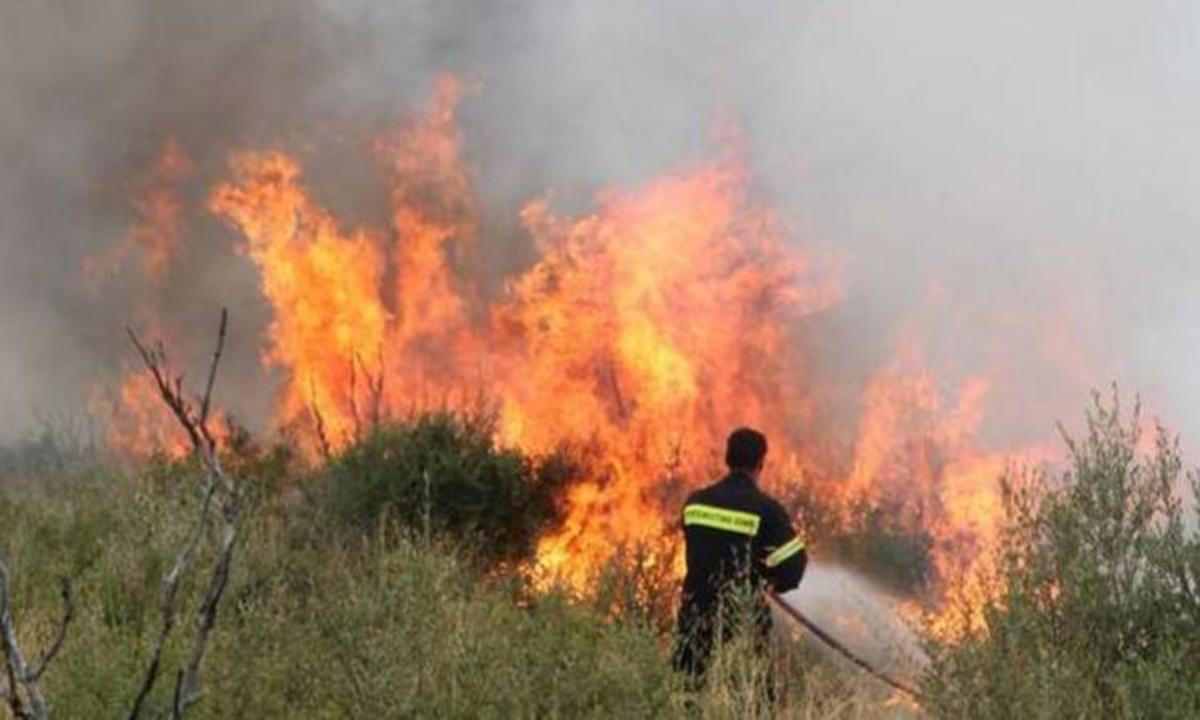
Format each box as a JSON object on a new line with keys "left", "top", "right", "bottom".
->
{"left": 0, "top": 417, "right": 901, "bottom": 719}
{"left": 0, "top": 394, "right": 1196, "bottom": 718}
{"left": 922, "top": 395, "right": 1200, "bottom": 718}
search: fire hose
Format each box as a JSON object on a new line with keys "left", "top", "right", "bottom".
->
{"left": 766, "top": 591, "right": 923, "bottom": 702}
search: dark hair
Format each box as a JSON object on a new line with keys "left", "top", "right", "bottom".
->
{"left": 725, "top": 427, "right": 768, "bottom": 471}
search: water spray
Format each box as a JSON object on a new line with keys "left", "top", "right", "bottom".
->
{"left": 767, "top": 590, "right": 923, "bottom": 702}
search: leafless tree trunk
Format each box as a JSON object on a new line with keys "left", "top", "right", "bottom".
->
{"left": 125, "top": 308, "right": 240, "bottom": 720}
{"left": 0, "top": 561, "right": 73, "bottom": 720}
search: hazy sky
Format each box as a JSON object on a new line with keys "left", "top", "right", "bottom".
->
{"left": 1, "top": 0, "right": 1197, "bottom": 453}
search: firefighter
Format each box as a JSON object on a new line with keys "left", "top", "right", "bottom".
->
{"left": 672, "top": 427, "right": 807, "bottom": 683}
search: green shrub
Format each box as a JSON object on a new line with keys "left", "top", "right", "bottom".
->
{"left": 0, "top": 422, "right": 913, "bottom": 719}
{"left": 1, "top": 471, "right": 679, "bottom": 718}
{"left": 200, "top": 529, "right": 681, "bottom": 719}
{"left": 316, "top": 412, "right": 573, "bottom": 566}
{"left": 922, "top": 392, "right": 1200, "bottom": 719}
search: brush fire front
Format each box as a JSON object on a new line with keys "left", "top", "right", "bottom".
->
{"left": 90, "top": 74, "right": 1056, "bottom": 636}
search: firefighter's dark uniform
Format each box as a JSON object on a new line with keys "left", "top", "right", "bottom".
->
{"left": 672, "top": 470, "right": 807, "bottom": 680}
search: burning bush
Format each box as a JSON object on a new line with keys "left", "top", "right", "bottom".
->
{"left": 316, "top": 412, "right": 574, "bottom": 566}
{"left": 922, "top": 392, "right": 1200, "bottom": 718}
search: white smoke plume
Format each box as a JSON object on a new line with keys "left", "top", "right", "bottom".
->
{"left": 1, "top": 0, "right": 1197, "bottom": 454}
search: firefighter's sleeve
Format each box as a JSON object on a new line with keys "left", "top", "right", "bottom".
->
{"left": 759, "top": 500, "right": 807, "bottom": 593}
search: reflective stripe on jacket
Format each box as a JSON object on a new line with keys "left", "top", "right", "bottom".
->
{"left": 679, "top": 471, "right": 806, "bottom": 608}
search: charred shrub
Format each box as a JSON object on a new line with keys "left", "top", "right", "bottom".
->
{"left": 829, "top": 499, "right": 934, "bottom": 595}
{"left": 788, "top": 483, "right": 934, "bottom": 595}
{"left": 922, "top": 392, "right": 1200, "bottom": 719}
{"left": 221, "top": 422, "right": 297, "bottom": 506}
{"left": 318, "top": 412, "right": 573, "bottom": 566}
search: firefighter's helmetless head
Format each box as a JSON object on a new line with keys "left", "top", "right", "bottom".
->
{"left": 725, "top": 427, "right": 768, "bottom": 479}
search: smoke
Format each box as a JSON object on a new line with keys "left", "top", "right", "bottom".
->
{"left": 777, "top": 563, "right": 927, "bottom": 682}
{"left": 1, "top": 0, "right": 1198, "bottom": 452}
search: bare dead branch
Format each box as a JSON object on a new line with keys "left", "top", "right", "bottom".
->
{"left": 369, "top": 347, "right": 386, "bottom": 429}
{"left": 3, "top": 659, "right": 21, "bottom": 720}
{"left": 347, "top": 348, "right": 388, "bottom": 440}
{"left": 309, "top": 376, "right": 333, "bottom": 462}
{"left": 603, "top": 361, "right": 628, "bottom": 422}
{"left": 126, "top": 476, "right": 218, "bottom": 720}
{"left": 125, "top": 308, "right": 240, "bottom": 720}
{"left": 169, "top": 671, "right": 184, "bottom": 720}
{"left": 348, "top": 356, "right": 361, "bottom": 445}
{"left": 1, "top": 575, "right": 26, "bottom": 720}
{"left": 198, "top": 309, "right": 229, "bottom": 435}
{"left": 126, "top": 329, "right": 203, "bottom": 452}
{"left": 26, "top": 577, "right": 72, "bottom": 683}
{"left": 174, "top": 496, "right": 237, "bottom": 715}
{"left": 126, "top": 651, "right": 163, "bottom": 720}
{"left": 0, "top": 558, "right": 48, "bottom": 720}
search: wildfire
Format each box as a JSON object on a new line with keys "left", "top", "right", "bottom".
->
{"left": 847, "top": 344, "right": 1056, "bottom": 634}
{"left": 498, "top": 144, "right": 844, "bottom": 584}
{"left": 87, "top": 139, "right": 196, "bottom": 456}
{"left": 95, "top": 75, "right": 1058, "bottom": 622}
{"left": 209, "top": 150, "right": 391, "bottom": 447}
{"left": 85, "top": 138, "right": 193, "bottom": 287}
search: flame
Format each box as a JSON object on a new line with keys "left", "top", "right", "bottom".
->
{"left": 847, "top": 342, "right": 1058, "bottom": 637}
{"left": 87, "top": 140, "right": 198, "bottom": 456}
{"left": 85, "top": 138, "right": 192, "bottom": 286}
{"left": 496, "top": 152, "right": 840, "bottom": 585}
{"left": 89, "top": 366, "right": 191, "bottom": 458}
{"left": 209, "top": 151, "right": 390, "bottom": 448}
{"left": 103, "top": 76, "right": 1066, "bottom": 626}
{"left": 377, "top": 75, "right": 479, "bottom": 356}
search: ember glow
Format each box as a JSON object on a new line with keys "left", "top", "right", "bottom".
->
{"left": 96, "top": 77, "right": 1056, "bottom": 619}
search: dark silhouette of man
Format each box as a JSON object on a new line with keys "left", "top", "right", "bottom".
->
{"left": 672, "top": 427, "right": 807, "bottom": 682}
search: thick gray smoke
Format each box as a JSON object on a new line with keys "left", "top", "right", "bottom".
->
{"left": 1, "top": 0, "right": 1197, "bottom": 451}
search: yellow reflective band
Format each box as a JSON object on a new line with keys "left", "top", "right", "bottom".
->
{"left": 683, "top": 504, "right": 761, "bottom": 536}
{"left": 765, "top": 537, "right": 806, "bottom": 568}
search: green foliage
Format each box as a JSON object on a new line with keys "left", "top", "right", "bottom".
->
{"left": 0, "top": 426, "right": 913, "bottom": 719}
{"left": 0, "top": 417, "right": 938, "bottom": 720}
{"left": 0, "top": 468, "right": 677, "bottom": 718}
{"left": 316, "top": 412, "right": 572, "bottom": 566}
{"left": 203, "top": 531, "right": 679, "bottom": 719}
{"left": 922, "top": 392, "right": 1200, "bottom": 719}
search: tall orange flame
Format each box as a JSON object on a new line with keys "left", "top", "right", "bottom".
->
{"left": 210, "top": 151, "right": 390, "bottom": 447}
{"left": 495, "top": 151, "right": 840, "bottom": 582}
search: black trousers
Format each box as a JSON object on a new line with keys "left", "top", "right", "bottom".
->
{"left": 671, "top": 597, "right": 774, "bottom": 684}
